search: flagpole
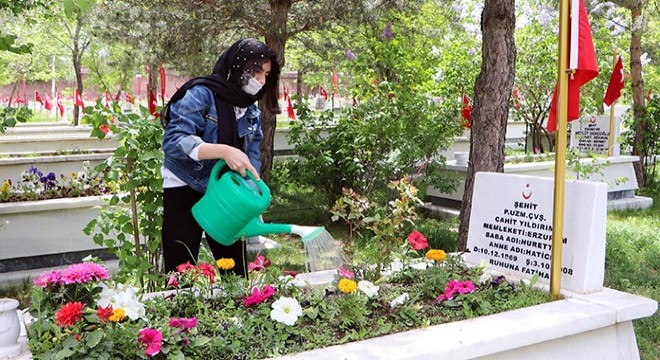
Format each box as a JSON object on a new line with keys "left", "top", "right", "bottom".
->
{"left": 550, "top": 0, "right": 572, "bottom": 300}
{"left": 608, "top": 53, "right": 618, "bottom": 157}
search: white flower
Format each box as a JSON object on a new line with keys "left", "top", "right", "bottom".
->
{"left": 358, "top": 280, "right": 380, "bottom": 298}
{"left": 270, "top": 297, "right": 303, "bottom": 326}
{"left": 278, "top": 275, "right": 309, "bottom": 288}
{"left": 97, "top": 283, "right": 146, "bottom": 320}
{"left": 479, "top": 272, "right": 492, "bottom": 284}
{"left": 229, "top": 317, "right": 243, "bottom": 328}
{"left": 390, "top": 293, "right": 409, "bottom": 308}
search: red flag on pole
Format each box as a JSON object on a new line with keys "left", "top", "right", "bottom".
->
{"left": 461, "top": 94, "right": 472, "bottom": 128}
{"left": 319, "top": 86, "right": 328, "bottom": 100}
{"left": 512, "top": 86, "right": 525, "bottom": 109}
{"left": 74, "top": 89, "right": 85, "bottom": 108}
{"left": 546, "top": 0, "right": 599, "bottom": 133}
{"left": 44, "top": 96, "right": 53, "bottom": 111}
{"left": 160, "top": 66, "right": 167, "bottom": 102}
{"left": 332, "top": 71, "right": 339, "bottom": 94}
{"left": 149, "top": 90, "right": 159, "bottom": 117}
{"left": 603, "top": 56, "right": 624, "bottom": 106}
{"left": 56, "top": 93, "right": 64, "bottom": 117}
{"left": 35, "top": 91, "right": 43, "bottom": 105}
{"left": 283, "top": 85, "right": 295, "bottom": 120}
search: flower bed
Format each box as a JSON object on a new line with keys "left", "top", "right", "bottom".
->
{"left": 19, "top": 232, "right": 555, "bottom": 359}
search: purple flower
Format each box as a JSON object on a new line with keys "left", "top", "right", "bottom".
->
{"left": 28, "top": 166, "right": 43, "bottom": 177}
{"left": 344, "top": 49, "right": 357, "bottom": 61}
{"left": 381, "top": 23, "right": 394, "bottom": 40}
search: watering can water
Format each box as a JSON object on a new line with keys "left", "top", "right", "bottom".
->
{"left": 192, "top": 160, "right": 324, "bottom": 246}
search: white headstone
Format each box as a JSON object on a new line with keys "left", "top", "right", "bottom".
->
{"left": 570, "top": 115, "right": 620, "bottom": 155}
{"left": 466, "top": 172, "right": 607, "bottom": 293}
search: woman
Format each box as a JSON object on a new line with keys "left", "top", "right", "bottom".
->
{"left": 161, "top": 38, "right": 280, "bottom": 276}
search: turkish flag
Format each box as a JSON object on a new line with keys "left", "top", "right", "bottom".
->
{"left": 105, "top": 92, "right": 112, "bottom": 108}
{"left": 319, "top": 86, "right": 328, "bottom": 100}
{"left": 461, "top": 94, "right": 472, "bottom": 128}
{"left": 603, "top": 56, "right": 624, "bottom": 106}
{"left": 547, "top": 0, "right": 599, "bottom": 133}
{"left": 44, "top": 96, "right": 53, "bottom": 111}
{"left": 74, "top": 89, "right": 85, "bottom": 108}
{"left": 56, "top": 93, "right": 64, "bottom": 117}
{"left": 286, "top": 93, "right": 296, "bottom": 120}
{"left": 35, "top": 91, "right": 43, "bottom": 105}
{"left": 149, "top": 90, "right": 159, "bottom": 117}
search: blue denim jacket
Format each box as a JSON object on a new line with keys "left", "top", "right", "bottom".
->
{"left": 162, "top": 85, "right": 263, "bottom": 193}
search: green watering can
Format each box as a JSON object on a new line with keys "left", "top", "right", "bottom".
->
{"left": 192, "top": 160, "right": 324, "bottom": 246}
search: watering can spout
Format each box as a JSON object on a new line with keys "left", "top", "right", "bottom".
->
{"left": 239, "top": 217, "right": 293, "bottom": 239}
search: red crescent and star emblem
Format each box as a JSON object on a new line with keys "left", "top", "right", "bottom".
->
{"left": 589, "top": 117, "right": 597, "bottom": 123}
{"left": 522, "top": 183, "right": 532, "bottom": 200}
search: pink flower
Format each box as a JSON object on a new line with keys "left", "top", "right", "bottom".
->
{"left": 407, "top": 230, "right": 429, "bottom": 250}
{"left": 337, "top": 265, "right": 354, "bottom": 279}
{"left": 33, "top": 270, "right": 63, "bottom": 288}
{"left": 169, "top": 317, "right": 198, "bottom": 333}
{"left": 242, "top": 285, "right": 277, "bottom": 307}
{"left": 456, "top": 280, "right": 475, "bottom": 294}
{"left": 138, "top": 328, "right": 163, "bottom": 357}
{"left": 61, "top": 263, "right": 110, "bottom": 285}
{"left": 167, "top": 274, "right": 178, "bottom": 288}
{"left": 248, "top": 255, "right": 271, "bottom": 272}
{"left": 437, "top": 279, "right": 476, "bottom": 303}
{"left": 176, "top": 262, "right": 195, "bottom": 273}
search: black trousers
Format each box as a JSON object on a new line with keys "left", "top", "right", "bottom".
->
{"left": 162, "top": 186, "right": 248, "bottom": 277}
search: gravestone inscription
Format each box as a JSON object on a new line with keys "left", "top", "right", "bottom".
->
{"left": 466, "top": 172, "right": 607, "bottom": 293}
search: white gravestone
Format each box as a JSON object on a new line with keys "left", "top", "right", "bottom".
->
{"left": 570, "top": 115, "right": 620, "bottom": 155}
{"left": 466, "top": 172, "right": 607, "bottom": 293}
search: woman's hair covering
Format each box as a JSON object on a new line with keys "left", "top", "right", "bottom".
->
{"left": 212, "top": 38, "right": 281, "bottom": 114}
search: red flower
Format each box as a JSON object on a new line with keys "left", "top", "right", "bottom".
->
{"left": 198, "top": 262, "right": 216, "bottom": 284}
{"left": 55, "top": 302, "right": 85, "bottom": 327}
{"left": 283, "top": 270, "right": 298, "bottom": 278}
{"left": 407, "top": 230, "right": 429, "bottom": 250}
{"left": 248, "top": 255, "right": 271, "bottom": 272}
{"left": 97, "top": 305, "right": 113, "bottom": 322}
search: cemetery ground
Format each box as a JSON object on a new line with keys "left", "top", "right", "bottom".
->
{"left": 0, "top": 179, "right": 658, "bottom": 359}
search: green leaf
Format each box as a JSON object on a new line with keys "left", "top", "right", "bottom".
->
{"left": 56, "top": 348, "right": 75, "bottom": 360}
{"left": 63, "top": 0, "right": 75, "bottom": 18}
{"left": 84, "top": 329, "right": 104, "bottom": 348}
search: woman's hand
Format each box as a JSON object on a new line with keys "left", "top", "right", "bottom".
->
{"left": 198, "top": 143, "right": 260, "bottom": 180}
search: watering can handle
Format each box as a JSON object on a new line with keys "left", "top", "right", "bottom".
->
{"left": 210, "top": 159, "right": 271, "bottom": 201}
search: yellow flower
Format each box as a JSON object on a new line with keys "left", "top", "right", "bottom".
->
{"left": 425, "top": 249, "right": 447, "bottom": 262}
{"left": 337, "top": 278, "right": 358, "bottom": 294}
{"left": 216, "top": 258, "right": 235, "bottom": 270}
{"left": 0, "top": 181, "right": 10, "bottom": 193}
{"left": 109, "top": 308, "right": 126, "bottom": 322}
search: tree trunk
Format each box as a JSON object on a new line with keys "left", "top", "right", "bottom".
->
{"left": 147, "top": 63, "right": 159, "bottom": 108}
{"left": 458, "top": 0, "right": 516, "bottom": 251}
{"left": 261, "top": 0, "right": 290, "bottom": 181}
{"left": 72, "top": 21, "right": 83, "bottom": 126}
{"left": 629, "top": 6, "right": 647, "bottom": 187}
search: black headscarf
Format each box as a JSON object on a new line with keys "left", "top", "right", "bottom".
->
{"left": 162, "top": 38, "right": 280, "bottom": 148}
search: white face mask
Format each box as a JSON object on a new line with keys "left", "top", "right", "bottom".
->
{"left": 242, "top": 76, "right": 264, "bottom": 95}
